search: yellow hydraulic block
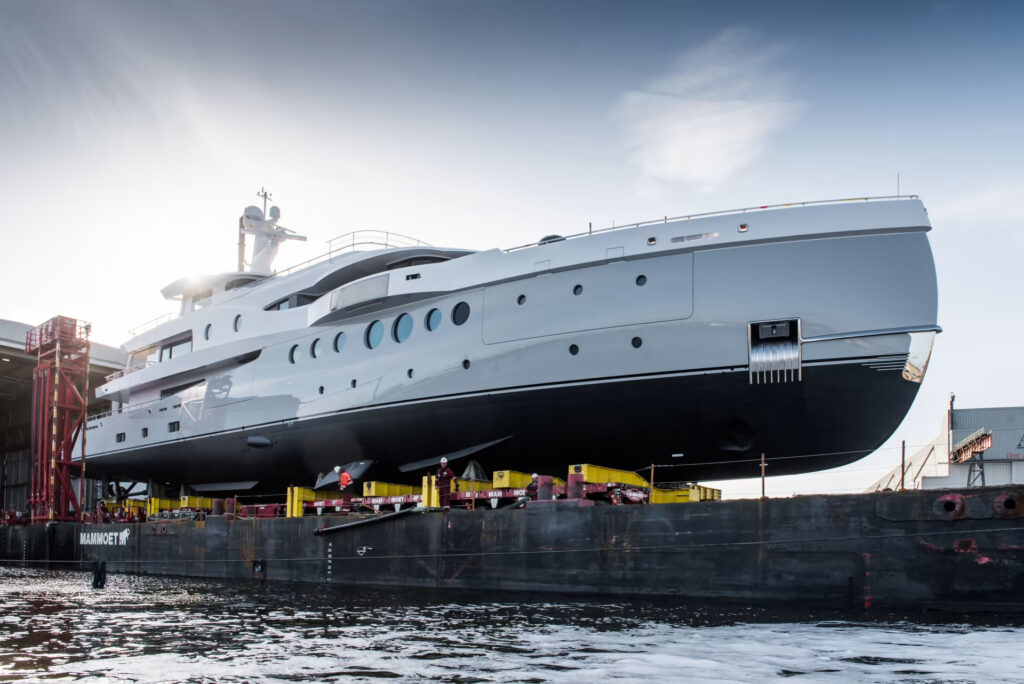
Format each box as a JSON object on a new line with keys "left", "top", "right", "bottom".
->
{"left": 363, "top": 481, "right": 417, "bottom": 497}
{"left": 649, "top": 484, "right": 722, "bottom": 504}
{"left": 494, "top": 470, "right": 565, "bottom": 488}
{"left": 570, "top": 464, "right": 650, "bottom": 488}
{"left": 286, "top": 487, "right": 338, "bottom": 517}
{"left": 145, "top": 497, "right": 177, "bottom": 516}
{"left": 421, "top": 475, "right": 439, "bottom": 507}
{"left": 493, "top": 470, "right": 533, "bottom": 488}
{"left": 180, "top": 496, "right": 214, "bottom": 510}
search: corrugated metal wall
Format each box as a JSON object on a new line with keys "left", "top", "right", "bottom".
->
{"left": 2, "top": 448, "right": 31, "bottom": 511}
{"left": 952, "top": 407, "right": 1024, "bottom": 460}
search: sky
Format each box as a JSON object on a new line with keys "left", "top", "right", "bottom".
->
{"left": 1, "top": 0, "right": 1022, "bottom": 497}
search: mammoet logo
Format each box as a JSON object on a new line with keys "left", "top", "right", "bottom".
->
{"left": 79, "top": 528, "right": 131, "bottom": 546}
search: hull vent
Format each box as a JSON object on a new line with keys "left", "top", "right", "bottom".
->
{"left": 749, "top": 319, "right": 802, "bottom": 384}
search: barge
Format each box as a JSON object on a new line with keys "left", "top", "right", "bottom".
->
{"left": 4, "top": 484, "right": 1024, "bottom": 612}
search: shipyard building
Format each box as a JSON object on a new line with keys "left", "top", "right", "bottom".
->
{"left": 0, "top": 319, "right": 124, "bottom": 513}
{"left": 869, "top": 403, "right": 1024, "bottom": 491}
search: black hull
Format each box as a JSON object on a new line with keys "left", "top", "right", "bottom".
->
{"left": 89, "top": 357, "right": 919, "bottom": 487}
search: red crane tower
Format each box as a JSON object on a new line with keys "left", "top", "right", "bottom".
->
{"left": 25, "top": 316, "right": 91, "bottom": 523}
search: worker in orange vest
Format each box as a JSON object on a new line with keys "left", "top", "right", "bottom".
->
{"left": 335, "top": 466, "right": 354, "bottom": 493}
{"left": 435, "top": 457, "right": 455, "bottom": 511}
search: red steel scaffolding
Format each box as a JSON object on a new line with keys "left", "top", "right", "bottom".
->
{"left": 25, "top": 316, "right": 91, "bottom": 523}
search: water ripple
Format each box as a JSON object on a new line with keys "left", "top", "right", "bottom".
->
{"left": 1, "top": 567, "right": 1023, "bottom": 682}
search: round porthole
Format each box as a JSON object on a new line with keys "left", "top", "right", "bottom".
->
{"left": 573, "top": 284, "right": 583, "bottom": 296}
{"left": 333, "top": 331, "right": 346, "bottom": 353}
{"left": 452, "top": 302, "right": 470, "bottom": 326}
{"left": 310, "top": 338, "right": 322, "bottom": 359}
{"left": 233, "top": 314, "right": 242, "bottom": 332}
{"left": 204, "top": 323, "right": 212, "bottom": 341}
{"left": 569, "top": 344, "right": 579, "bottom": 355}
{"left": 288, "top": 344, "right": 299, "bottom": 364}
{"left": 517, "top": 294, "right": 526, "bottom": 306}
{"left": 365, "top": 320, "right": 384, "bottom": 349}
{"left": 407, "top": 368, "right": 414, "bottom": 379}
{"left": 635, "top": 275, "right": 647, "bottom": 286}
{"left": 318, "top": 386, "right": 324, "bottom": 395}
{"left": 351, "top": 379, "right": 357, "bottom": 388}
{"left": 425, "top": 308, "right": 442, "bottom": 331}
{"left": 631, "top": 337, "right": 643, "bottom": 348}
{"left": 393, "top": 313, "right": 413, "bottom": 343}
{"left": 462, "top": 359, "right": 471, "bottom": 370}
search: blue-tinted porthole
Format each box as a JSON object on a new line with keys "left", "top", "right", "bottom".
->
{"left": 310, "top": 338, "right": 322, "bottom": 359}
{"left": 452, "top": 301, "right": 470, "bottom": 326}
{"left": 333, "top": 331, "right": 346, "bottom": 353}
{"left": 393, "top": 313, "right": 413, "bottom": 343}
{"left": 204, "top": 323, "right": 212, "bottom": 341}
{"left": 288, "top": 344, "right": 299, "bottom": 364}
{"left": 233, "top": 314, "right": 242, "bottom": 332}
{"left": 365, "top": 320, "right": 384, "bottom": 349}
{"left": 425, "top": 308, "right": 442, "bottom": 331}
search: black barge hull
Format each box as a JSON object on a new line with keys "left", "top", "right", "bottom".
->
{"left": 4, "top": 487, "right": 1024, "bottom": 611}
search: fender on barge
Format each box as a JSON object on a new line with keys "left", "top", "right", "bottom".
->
{"left": 3, "top": 486, "right": 1024, "bottom": 612}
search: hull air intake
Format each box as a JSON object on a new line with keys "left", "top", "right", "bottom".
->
{"left": 748, "top": 319, "right": 802, "bottom": 384}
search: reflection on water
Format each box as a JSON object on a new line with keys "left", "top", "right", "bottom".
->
{"left": 1, "top": 566, "right": 1023, "bottom": 682}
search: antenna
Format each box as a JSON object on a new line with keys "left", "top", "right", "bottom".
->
{"left": 257, "top": 187, "right": 273, "bottom": 215}
{"left": 897, "top": 172, "right": 900, "bottom": 196}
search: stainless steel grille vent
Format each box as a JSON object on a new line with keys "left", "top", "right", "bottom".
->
{"left": 748, "top": 319, "right": 802, "bottom": 384}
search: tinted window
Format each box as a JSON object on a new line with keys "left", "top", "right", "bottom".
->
{"left": 365, "top": 320, "right": 384, "bottom": 349}
{"left": 161, "top": 337, "right": 193, "bottom": 361}
{"left": 452, "top": 302, "right": 470, "bottom": 326}
{"left": 425, "top": 308, "right": 442, "bottom": 331}
{"left": 333, "top": 331, "right": 346, "bottom": 353}
{"left": 204, "top": 323, "right": 212, "bottom": 341}
{"left": 393, "top": 313, "right": 413, "bottom": 343}
{"left": 233, "top": 314, "right": 242, "bottom": 332}
{"left": 310, "top": 338, "right": 322, "bottom": 359}
{"left": 288, "top": 344, "right": 299, "bottom": 364}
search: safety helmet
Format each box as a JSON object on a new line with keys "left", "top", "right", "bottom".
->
{"left": 440, "top": 457, "right": 448, "bottom": 464}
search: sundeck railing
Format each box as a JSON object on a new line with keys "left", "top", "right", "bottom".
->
{"left": 127, "top": 312, "right": 176, "bottom": 338}
{"left": 125, "top": 230, "right": 432, "bottom": 338}
{"left": 104, "top": 360, "right": 156, "bottom": 382}
{"left": 503, "top": 195, "right": 920, "bottom": 252}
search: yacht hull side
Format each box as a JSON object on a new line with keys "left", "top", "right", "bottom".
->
{"left": 86, "top": 357, "right": 920, "bottom": 486}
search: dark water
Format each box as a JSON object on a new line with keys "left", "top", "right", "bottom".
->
{"left": 1, "top": 567, "right": 1023, "bottom": 682}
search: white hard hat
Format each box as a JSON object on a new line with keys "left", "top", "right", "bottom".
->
{"left": 532, "top": 473, "right": 538, "bottom": 478}
{"left": 333, "top": 465, "right": 341, "bottom": 473}
{"left": 440, "top": 457, "right": 448, "bottom": 464}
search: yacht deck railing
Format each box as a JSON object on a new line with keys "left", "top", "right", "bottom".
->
{"left": 503, "top": 195, "right": 920, "bottom": 252}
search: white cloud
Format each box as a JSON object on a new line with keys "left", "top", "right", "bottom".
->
{"left": 929, "top": 179, "right": 1024, "bottom": 224}
{"left": 616, "top": 27, "right": 799, "bottom": 193}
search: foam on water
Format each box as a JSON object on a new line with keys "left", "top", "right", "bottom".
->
{"left": 1, "top": 566, "right": 1022, "bottom": 682}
